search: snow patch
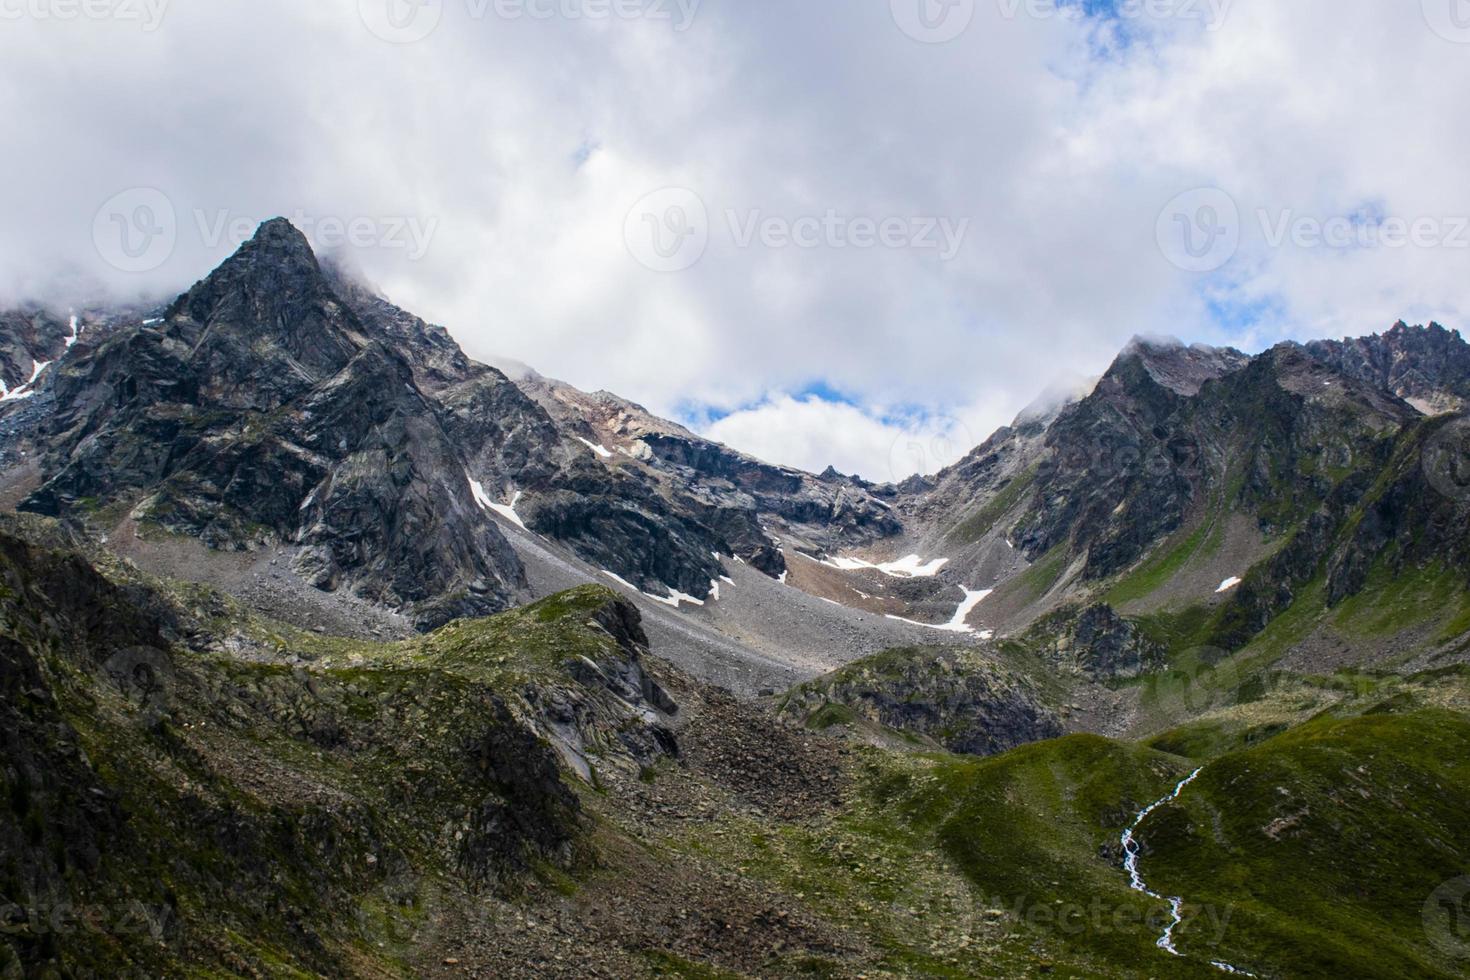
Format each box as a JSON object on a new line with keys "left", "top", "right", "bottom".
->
{"left": 651, "top": 589, "right": 706, "bottom": 608}
{"left": 947, "top": 588, "right": 993, "bottom": 631}
{"left": 64, "top": 315, "right": 80, "bottom": 348}
{"left": 884, "top": 587, "right": 993, "bottom": 634}
{"left": 468, "top": 474, "right": 526, "bottom": 529}
{"left": 0, "top": 358, "right": 51, "bottom": 402}
{"left": 576, "top": 437, "right": 613, "bottom": 459}
{"left": 1216, "top": 577, "right": 1242, "bottom": 594}
{"left": 808, "top": 552, "right": 950, "bottom": 579}
{"left": 600, "top": 570, "right": 705, "bottom": 608}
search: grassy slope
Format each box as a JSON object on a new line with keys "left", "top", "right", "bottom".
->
{"left": 851, "top": 700, "right": 1470, "bottom": 978}
{"left": 1148, "top": 708, "right": 1470, "bottom": 978}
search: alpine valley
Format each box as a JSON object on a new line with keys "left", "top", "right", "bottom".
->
{"left": 3, "top": 219, "right": 1470, "bottom": 979}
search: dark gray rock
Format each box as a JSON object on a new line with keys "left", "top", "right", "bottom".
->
{"left": 780, "top": 645, "right": 1062, "bottom": 757}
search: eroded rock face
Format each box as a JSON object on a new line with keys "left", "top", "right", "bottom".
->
{"left": 0, "top": 309, "right": 74, "bottom": 396}
{"left": 20, "top": 220, "right": 530, "bottom": 629}
{"left": 0, "top": 220, "right": 891, "bottom": 626}
{"left": 780, "top": 646, "right": 1062, "bottom": 757}
{"left": 505, "top": 363, "right": 902, "bottom": 570}
{"left": 1305, "top": 321, "right": 1470, "bottom": 416}
{"left": 10, "top": 221, "right": 760, "bottom": 622}
{"left": 1010, "top": 343, "right": 1216, "bottom": 579}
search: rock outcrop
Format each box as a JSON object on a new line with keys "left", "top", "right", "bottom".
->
{"left": 779, "top": 645, "right": 1062, "bottom": 757}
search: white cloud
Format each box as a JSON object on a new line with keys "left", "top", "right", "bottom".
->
{"left": 2, "top": 1, "right": 1468, "bottom": 478}
{"left": 701, "top": 394, "right": 1009, "bottom": 483}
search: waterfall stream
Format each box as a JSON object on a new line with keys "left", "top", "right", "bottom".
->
{"left": 1119, "top": 767, "right": 1255, "bottom": 976}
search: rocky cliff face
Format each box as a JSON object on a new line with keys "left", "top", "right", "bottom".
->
{"left": 0, "top": 309, "right": 77, "bottom": 399}
{"left": 1028, "top": 604, "right": 1165, "bottom": 680}
{"left": 1305, "top": 321, "right": 1470, "bottom": 416}
{"left": 5, "top": 220, "right": 772, "bottom": 626}
{"left": 7, "top": 224, "right": 1470, "bottom": 666}
{"left": 19, "top": 221, "right": 532, "bottom": 629}
{"left": 896, "top": 326, "right": 1470, "bottom": 666}
{"left": 1008, "top": 340, "right": 1238, "bottom": 579}
{"left": 504, "top": 361, "right": 903, "bottom": 571}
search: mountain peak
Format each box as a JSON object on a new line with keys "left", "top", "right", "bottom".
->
{"left": 156, "top": 217, "right": 367, "bottom": 403}
{"left": 168, "top": 217, "right": 332, "bottom": 324}
{"left": 234, "top": 217, "right": 320, "bottom": 271}
{"left": 1111, "top": 336, "right": 1248, "bottom": 397}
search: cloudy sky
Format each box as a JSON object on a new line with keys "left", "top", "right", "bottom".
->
{"left": 4, "top": 0, "right": 1469, "bottom": 480}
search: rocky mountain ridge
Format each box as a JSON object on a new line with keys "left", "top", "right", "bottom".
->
{"left": 5, "top": 218, "right": 1470, "bottom": 682}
